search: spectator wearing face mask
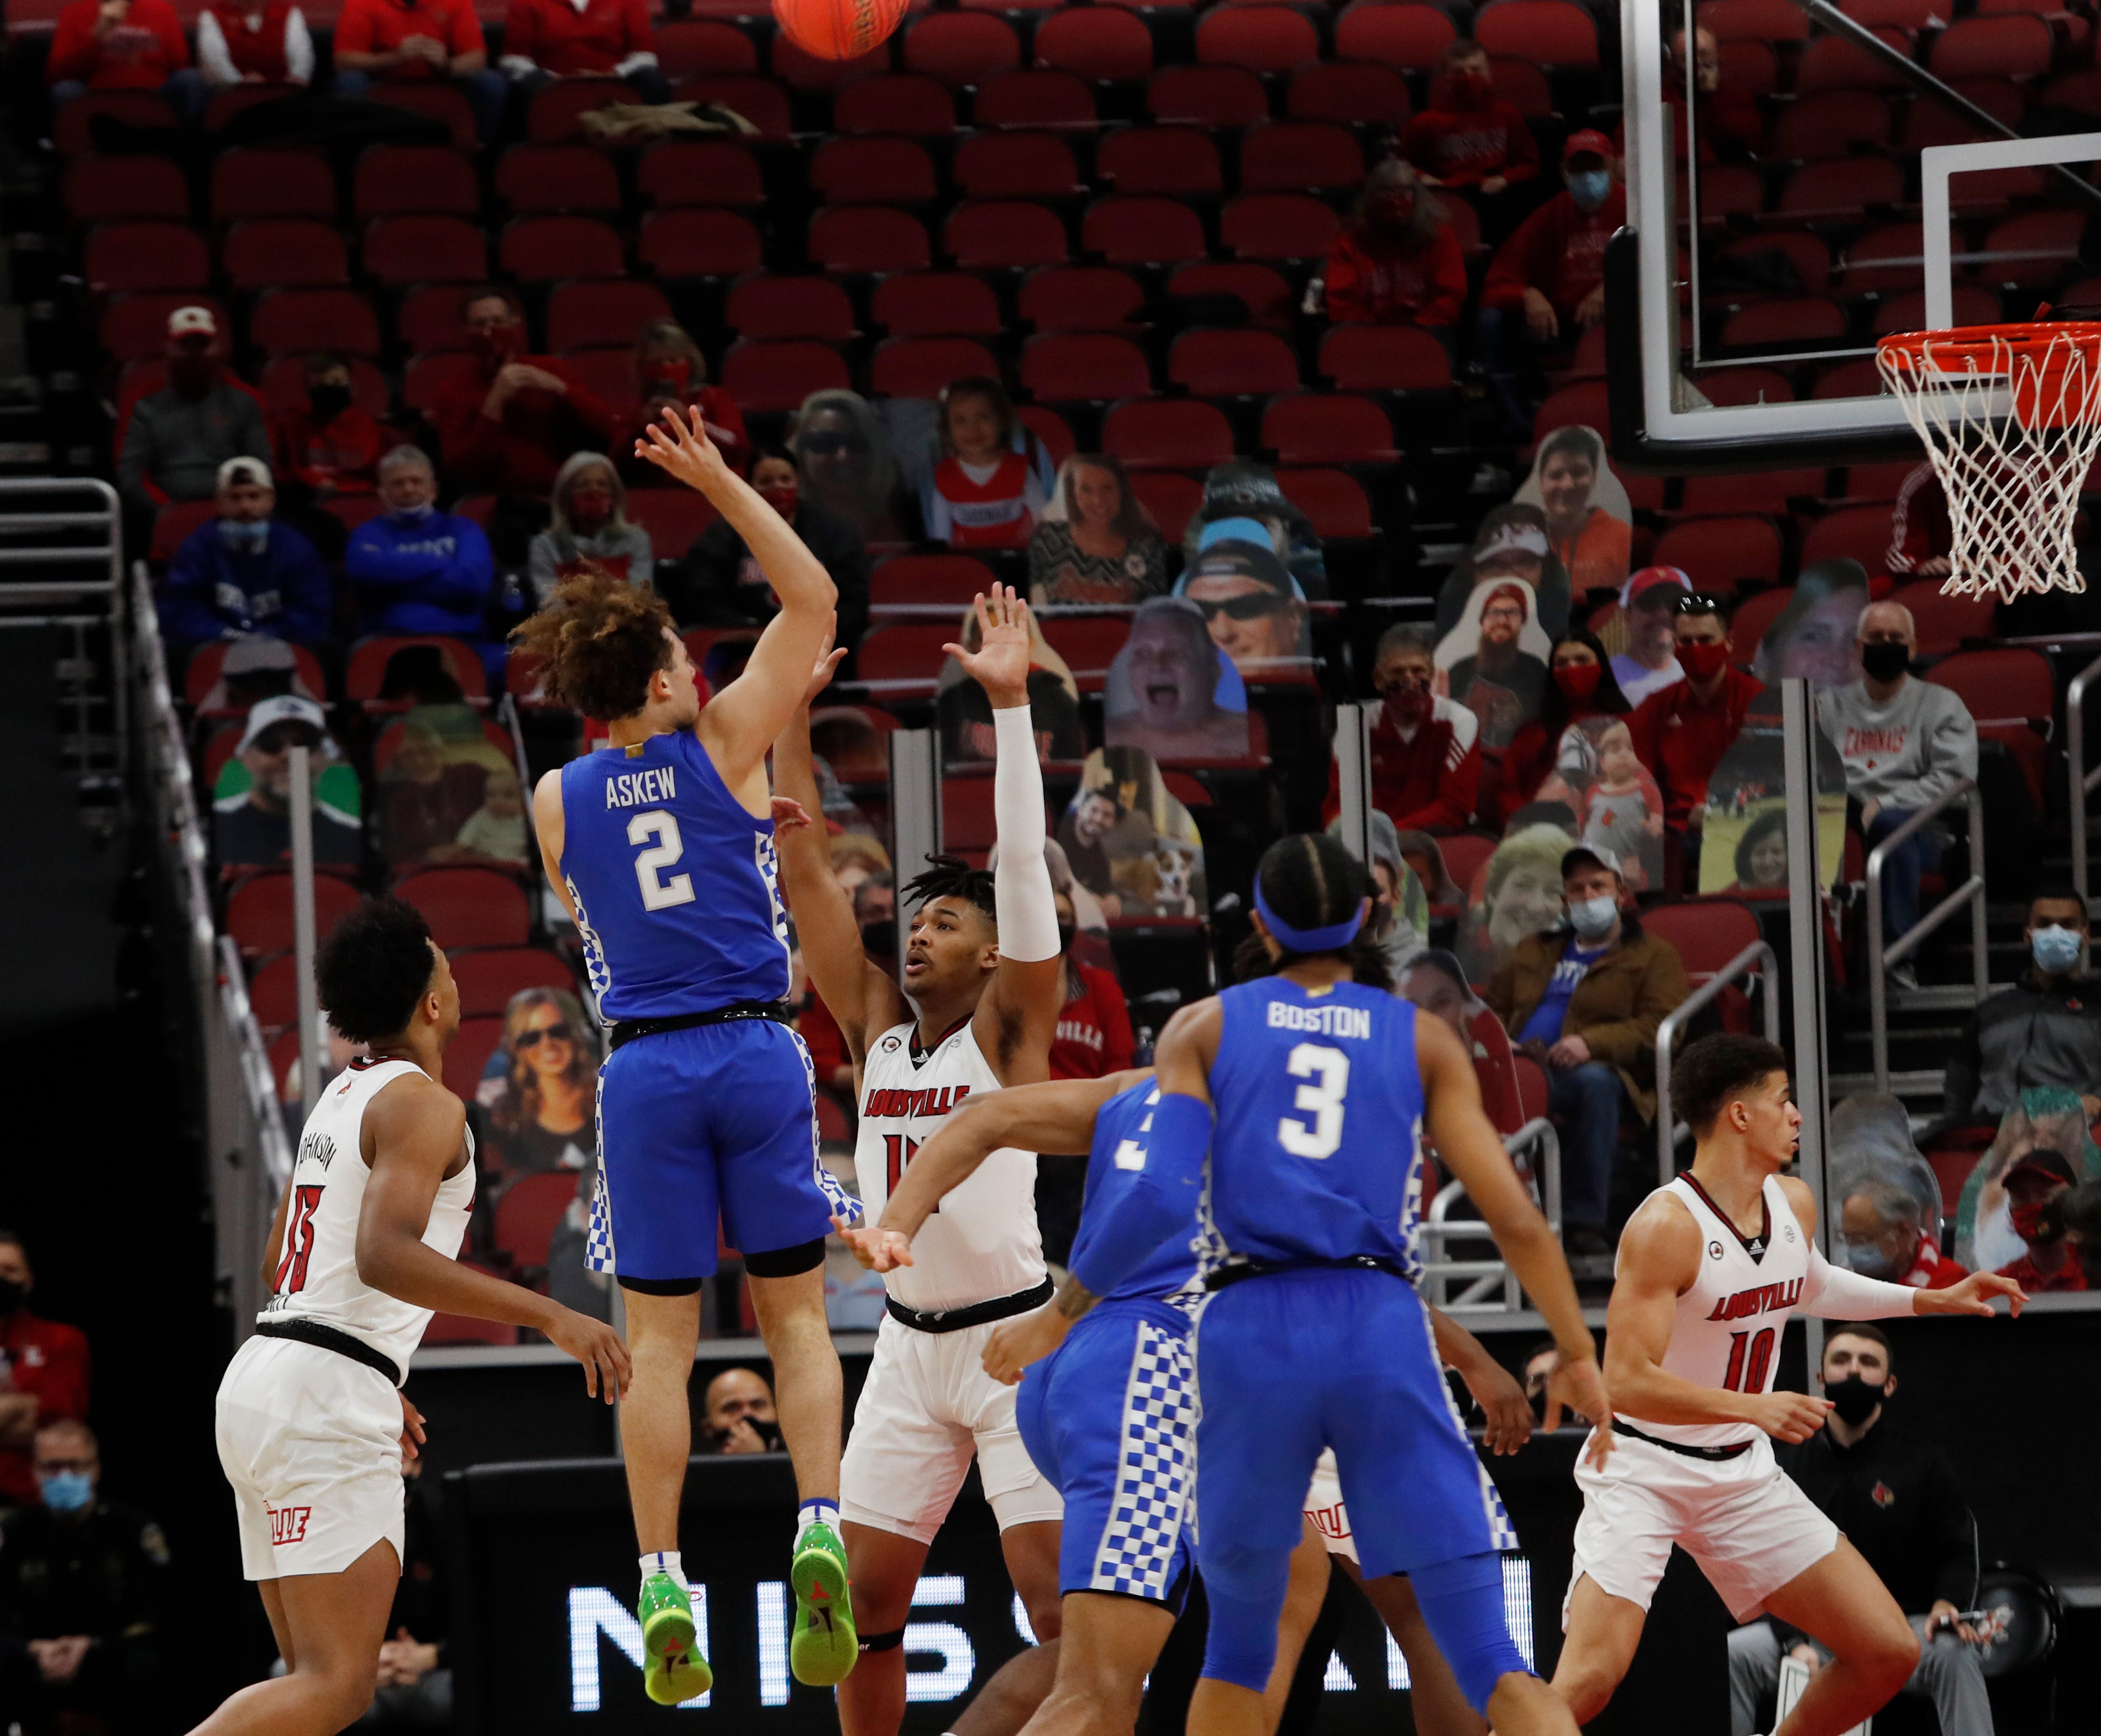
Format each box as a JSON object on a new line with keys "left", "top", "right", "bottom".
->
{"left": 1321, "top": 160, "right": 1468, "bottom": 352}
{"left": 1729, "top": 1328, "right": 1993, "bottom": 1736}
{"left": 432, "top": 287, "right": 621, "bottom": 501}
{"left": 1837, "top": 1172, "right": 1968, "bottom": 1290}
{"left": 1940, "top": 891, "right": 2101, "bottom": 1140}
{"left": 271, "top": 351, "right": 387, "bottom": 503}
{"left": 1629, "top": 593, "right": 1765, "bottom": 882}
{"left": 700, "top": 1369, "right": 784, "bottom": 1455}
{"left": 119, "top": 305, "right": 270, "bottom": 517}
{"left": 0, "top": 1236, "right": 91, "bottom": 1513}
{"left": 1488, "top": 629, "right": 1631, "bottom": 828}
{"left": 1321, "top": 623, "right": 1480, "bottom": 833}
{"left": 628, "top": 322, "right": 747, "bottom": 479}
{"left": 1993, "top": 1149, "right": 2085, "bottom": 1293}
{"left": 677, "top": 445, "right": 869, "bottom": 655}
{"left": 1398, "top": 38, "right": 1540, "bottom": 241}
{"left": 159, "top": 457, "right": 333, "bottom": 658}
{"left": 0, "top": 1421, "right": 169, "bottom": 1732}
{"left": 344, "top": 444, "right": 501, "bottom": 681}
{"left": 528, "top": 453, "right": 652, "bottom": 604}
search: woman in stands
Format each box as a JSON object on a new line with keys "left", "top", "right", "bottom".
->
{"left": 1487, "top": 629, "right": 1632, "bottom": 827}
{"left": 1028, "top": 454, "right": 1168, "bottom": 607}
{"left": 628, "top": 322, "right": 746, "bottom": 480}
{"left": 528, "top": 454, "right": 653, "bottom": 603}
{"left": 483, "top": 987, "right": 598, "bottom": 1186}
{"left": 791, "top": 389, "right": 918, "bottom": 548}
{"left": 1322, "top": 160, "right": 1469, "bottom": 356}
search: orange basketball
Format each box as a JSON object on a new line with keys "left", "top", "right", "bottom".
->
{"left": 771, "top": 0, "right": 910, "bottom": 60}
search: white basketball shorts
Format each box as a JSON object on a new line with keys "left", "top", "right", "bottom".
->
{"left": 216, "top": 1335, "right": 406, "bottom": 1582}
{"left": 841, "top": 1312, "right": 1064, "bottom": 1545}
{"left": 1302, "top": 1449, "right": 1358, "bottom": 1563}
{"left": 1565, "top": 1428, "right": 1837, "bottom": 1624}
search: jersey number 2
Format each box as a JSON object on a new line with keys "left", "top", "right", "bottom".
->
{"left": 629, "top": 810, "right": 696, "bottom": 911}
{"left": 1721, "top": 1327, "right": 1776, "bottom": 1394}
{"left": 1278, "top": 1043, "right": 1350, "bottom": 1160}
{"left": 274, "top": 1185, "right": 323, "bottom": 1296}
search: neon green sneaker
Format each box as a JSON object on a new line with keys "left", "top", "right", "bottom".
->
{"left": 789, "top": 1519, "right": 858, "bottom": 1686}
{"left": 639, "top": 1573, "right": 713, "bottom": 1706}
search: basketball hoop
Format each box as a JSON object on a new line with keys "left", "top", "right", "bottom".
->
{"left": 1874, "top": 322, "right": 2101, "bottom": 602}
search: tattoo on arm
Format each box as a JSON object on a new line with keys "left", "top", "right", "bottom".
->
{"left": 1054, "top": 1271, "right": 1100, "bottom": 1322}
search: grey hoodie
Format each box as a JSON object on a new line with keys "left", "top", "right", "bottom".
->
{"left": 1816, "top": 675, "right": 1976, "bottom": 811}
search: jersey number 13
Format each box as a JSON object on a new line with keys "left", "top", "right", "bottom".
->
{"left": 1278, "top": 1043, "right": 1350, "bottom": 1160}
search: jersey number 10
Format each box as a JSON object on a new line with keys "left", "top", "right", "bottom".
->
{"left": 629, "top": 811, "right": 696, "bottom": 911}
{"left": 1278, "top": 1043, "right": 1350, "bottom": 1160}
{"left": 1720, "top": 1327, "right": 1776, "bottom": 1395}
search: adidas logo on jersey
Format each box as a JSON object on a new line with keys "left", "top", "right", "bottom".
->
{"left": 1704, "top": 1276, "right": 1804, "bottom": 1322}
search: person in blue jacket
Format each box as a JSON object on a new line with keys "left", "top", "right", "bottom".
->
{"left": 344, "top": 445, "right": 502, "bottom": 687}
{"left": 157, "top": 456, "right": 333, "bottom": 660}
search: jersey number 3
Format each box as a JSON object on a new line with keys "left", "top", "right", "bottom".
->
{"left": 629, "top": 811, "right": 696, "bottom": 911}
{"left": 1278, "top": 1043, "right": 1350, "bottom": 1160}
{"left": 274, "top": 1185, "right": 323, "bottom": 1296}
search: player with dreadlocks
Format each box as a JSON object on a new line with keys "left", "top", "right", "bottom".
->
{"left": 774, "top": 586, "right": 1067, "bottom": 1736}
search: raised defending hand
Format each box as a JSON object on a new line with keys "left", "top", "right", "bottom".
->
{"left": 982, "top": 1305, "right": 1070, "bottom": 1386}
{"left": 770, "top": 796, "right": 813, "bottom": 835}
{"left": 1747, "top": 1388, "right": 1832, "bottom": 1444}
{"left": 801, "top": 630, "right": 848, "bottom": 709}
{"left": 635, "top": 402, "right": 731, "bottom": 495}
{"left": 1546, "top": 1350, "right": 1615, "bottom": 1466}
{"left": 833, "top": 1214, "right": 913, "bottom": 1272}
{"left": 1463, "top": 1354, "right": 1536, "bottom": 1456}
{"left": 1919, "top": 1270, "right": 2026, "bottom": 1318}
{"left": 545, "top": 1307, "right": 632, "bottom": 1403}
{"left": 943, "top": 584, "right": 1033, "bottom": 710}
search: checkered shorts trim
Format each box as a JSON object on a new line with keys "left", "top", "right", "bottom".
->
{"left": 1088, "top": 1321, "right": 1195, "bottom": 1600}
{"left": 585, "top": 1064, "right": 614, "bottom": 1274}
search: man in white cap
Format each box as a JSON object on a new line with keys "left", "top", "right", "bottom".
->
{"left": 118, "top": 306, "right": 269, "bottom": 517}
{"left": 159, "top": 457, "right": 333, "bottom": 659}
{"left": 213, "top": 694, "right": 364, "bottom": 870}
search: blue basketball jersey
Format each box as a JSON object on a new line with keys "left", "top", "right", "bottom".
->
{"left": 558, "top": 730, "right": 791, "bottom": 1020}
{"left": 1068, "top": 1079, "right": 1203, "bottom": 1310}
{"left": 1201, "top": 978, "right": 1427, "bottom": 1280}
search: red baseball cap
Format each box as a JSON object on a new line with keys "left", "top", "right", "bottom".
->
{"left": 1624, "top": 565, "right": 1692, "bottom": 608}
{"left": 1563, "top": 129, "right": 1615, "bottom": 166}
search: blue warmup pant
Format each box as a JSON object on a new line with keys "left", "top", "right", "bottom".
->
{"left": 1015, "top": 1301, "right": 1196, "bottom": 1611}
{"left": 1192, "top": 1269, "right": 1522, "bottom": 1702}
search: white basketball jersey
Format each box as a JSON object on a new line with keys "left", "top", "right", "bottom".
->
{"left": 1618, "top": 1173, "right": 1809, "bottom": 1450}
{"left": 258, "top": 1056, "right": 476, "bottom": 1377}
{"left": 854, "top": 1018, "right": 1044, "bottom": 1314}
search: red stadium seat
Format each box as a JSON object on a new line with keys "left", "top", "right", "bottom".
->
{"left": 772, "top": 36, "right": 889, "bottom": 93}
{"left": 869, "top": 336, "right": 1002, "bottom": 399}
{"left": 1532, "top": 379, "right": 1611, "bottom": 441}
{"left": 185, "top": 638, "right": 328, "bottom": 709}
{"left": 363, "top": 215, "right": 486, "bottom": 286}
{"left": 1129, "top": 471, "right": 1204, "bottom": 541}
{"left": 1034, "top": 8, "right": 1154, "bottom": 82}
{"left": 437, "top": 1019, "right": 506, "bottom": 1104}
{"left": 954, "top": 131, "right": 1084, "bottom": 199}
{"left": 720, "top": 340, "right": 853, "bottom": 413}
{"left": 636, "top": 139, "right": 765, "bottom": 208}
{"left": 810, "top": 136, "right": 939, "bottom": 204}
{"left": 396, "top": 284, "right": 475, "bottom": 351}
{"left": 654, "top": 17, "right": 760, "bottom": 76}
{"left": 1698, "top": 0, "right": 1813, "bottom": 36}
{"left": 974, "top": 68, "right": 1098, "bottom": 128}
{"left": 1651, "top": 517, "right": 1785, "bottom": 593}
{"left": 1927, "top": 646, "right": 2055, "bottom": 798}
{"left": 725, "top": 274, "right": 857, "bottom": 342}
{"left": 345, "top": 635, "right": 489, "bottom": 703}
{"left": 1777, "top": 157, "right": 1908, "bottom": 224}
{"left": 637, "top": 208, "right": 764, "bottom": 278}
{"left": 1168, "top": 261, "right": 1295, "bottom": 325}
{"left": 1679, "top": 469, "right": 1827, "bottom": 516}
{"left": 1103, "top": 398, "right": 1236, "bottom": 469}
{"left": 394, "top": 867, "right": 530, "bottom": 949}
{"left": 946, "top": 200, "right": 1071, "bottom": 270}
{"left": 1974, "top": 211, "right": 2087, "bottom": 289}
{"left": 873, "top": 272, "right": 1005, "bottom": 336}
{"left": 500, "top": 215, "right": 623, "bottom": 282}
{"left": 449, "top": 945, "right": 578, "bottom": 1017}
{"left": 351, "top": 145, "right": 477, "bottom": 220}
{"left": 1221, "top": 192, "right": 1340, "bottom": 262}
{"left": 64, "top": 155, "right": 188, "bottom": 224}
{"left": 1020, "top": 332, "right": 1153, "bottom": 401}
{"left": 202, "top": 83, "right": 301, "bottom": 131}
{"left": 1725, "top": 588, "right": 1796, "bottom": 666}
{"left": 808, "top": 205, "right": 933, "bottom": 273}
{"left": 223, "top": 218, "right": 350, "bottom": 289}
{"left": 1928, "top": 13, "right": 2053, "bottom": 80}
{"left": 855, "top": 623, "right": 957, "bottom": 684}
{"left": 497, "top": 143, "right": 621, "bottom": 214}
{"left": 1836, "top": 223, "right": 1952, "bottom": 298}
{"left": 1870, "top": 287, "right": 2002, "bottom": 336}
{"left": 1018, "top": 264, "right": 1146, "bottom": 332}
{"left": 209, "top": 148, "right": 335, "bottom": 223}
{"left": 1717, "top": 229, "right": 1831, "bottom": 296}
{"left": 1277, "top": 467, "right": 1373, "bottom": 539}
{"left": 150, "top": 499, "right": 220, "bottom": 562}
{"left": 1020, "top": 406, "right": 1075, "bottom": 471}
{"left": 837, "top": 73, "right": 958, "bottom": 136}
{"left": 1083, "top": 196, "right": 1208, "bottom": 266}
{"left": 676, "top": 76, "right": 794, "bottom": 140}
{"left": 359, "top": 81, "right": 476, "bottom": 149}
{"left": 1887, "top": 580, "right": 1998, "bottom": 659}
{"left": 1262, "top": 392, "right": 1398, "bottom": 464}
{"left": 1333, "top": 2, "right": 1456, "bottom": 70}
{"left": 525, "top": 77, "right": 631, "bottom": 142}
{"left": 1037, "top": 616, "right": 1130, "bottom": 690}
{"left": 548, "top": 346, "right": 635, "bottom": 414}
{"left": 249, "top": 288, "right": 382, "bottom": 358}
{"left": 54, "top": 92, "right": 178, "bottom": 157}
{"left": 1643, "top": 900, "right": 1762, "bottom": 994}
{"left": 1096, "top": 127, "right": 1225, "bottom": 196}
{"left": 1794, "top": 28, "right": 1914, "bottom": 92}
{"left": 626, "top": 488, "right": 722, "bottom": 553}
{"left": 83, "top": 222, "right": 209, "bottom": 294}
{"left": 905, "top": 12, "right": 1022, "bottom": 87}
{"left": 1196, "top": 6, "right": 1321, "bottom": 75}
{"left": 1898, "top": 78, "right": 2027, "bottom": 151}
{"left": 545, "top": 279, "right": 673, "bottom": 351}
{"left": 225, "top": 872, "right": 363, "bottom": 960}
{"left": 1170, "top": 328, "right": 1301, "bottom": 398}
{"left": 493, "top": 1170, "right": 586, "bottom": 1269}
{"left": 1475, "top": 0, "right": 1598, "bottom": 66}
{"left": 246, "top": 952, "right": 303, "bottom": 1030}
{"left": 1147, "top": 65, "right": 1270, "bottom": 127}
{"left": 1717, "top": 297, "right": 1848, "bottom": 350}
{"left": 1687, "top": 366, "right": 1796, "bottom": 407}
{"left": 1318, "top": 324, "right": 1454, "bottom": 392}
{"left": 870, "top": 554, "right": 1000, "bottom": 609}
{"left": 1286, "top": 62, "right": 1410, "bottom": 125}
{"left": 1772, "top": 92, "right": 1893, "bottom": 160}
{"left": 1238, "top": 122, "right": 1364, "bottom": 193}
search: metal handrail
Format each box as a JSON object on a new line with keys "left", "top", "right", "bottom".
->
{"left": 1654, "top": 940, "right": 1781, "bottom": 1183}
{"left": 1419, "top": 1117, "right": 1561, "bottom": 1313}
{"left": 2068, "top": 651, "right": 2101, "bottom": 906}
{"left": 0, "top": 478, "right": 123, "bottom": 602}
{"left": 1867, "top": 777, "right": 1989, "bottom": 1090}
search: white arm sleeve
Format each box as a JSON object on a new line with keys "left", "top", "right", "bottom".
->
{"left": 195, "top": 13, "right": 240, "bottom": 86}
{"left": 286, "top": 10, "right": 316, "bottom": 83}
{"left": 992, "top": 704, "right": 1059, "bottom": 962}
{"left": 1800, "top": 1240, "right": 1920, "bottom": 1321}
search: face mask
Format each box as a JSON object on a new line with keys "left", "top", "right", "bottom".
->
{"left": 474, "top": 323, "right": 525, "bottom": 365}
{"left": 1825, "top": 1375, "right": 1883, "bottom": 1427}
{"left": 218, "top": 519, "right": 268, "bottom": 553}
{"left": 1553, "top": 662, "right": 1602, "bottom": 703}
{"left": 1454, "top": 69, "right": 1492, "bottom": 105}
{"left": 2009, "top": 1199, "right": 2055, "bottom": 1243}
{"left": 307, "top": 384, "right": 352, "bottom": 424}
{"left": 0, "top": 1277, "right": 22, "bottom": 1314}
{"left": 2031, "top": 924, "right": 2083, "bottom": 976}
{"left": 1368, "top": 193, "right": 1417, "bottom": 229}
{"left": 169, "top": 352, "right": 217, "bottom": 394}
{"left": 644, "top": 359, "right": 694, "bottom": 394}
{"left": 1679, "top": 640, "right": 1731, "bottom": 681}
{"left": 758, "top": 483, "right": 799, "bottom": 519}
{"left": 1568, "top": 168, "right": 1612, "bottom": 212}
{"left": 1384, "top": 683, "right": 1433, "bottom": 723}
{"left": 38, "top": 1469, "right": 93, "bottom": 1514}
{"left": 1568, "top": 895, "right": 1617, "bottom": 941}
{"left": 1056, "top": 923, "right": 1075, "bottom": 955}
{"left": 391, "top": 498, "right": 435, "bottom": 522}
{"left": 1860, "top": 640, "right": 1911, "bottom": 683}
{"left": 1843, "top": 1240, "right": 1898, "bottom": 1280}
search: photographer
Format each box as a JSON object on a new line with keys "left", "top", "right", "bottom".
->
{"left": 1727, "top": 1326, "right": 1991, "bottom": 1736}
{"left": 699, "top": 1368, "right": 782, "bottom": 1456}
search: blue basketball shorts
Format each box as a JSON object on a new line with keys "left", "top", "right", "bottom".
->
{"left": 585, "top": 1017, "right": 857, "bottom": 1285}
{"left": 1016, "top": 1301, "right": 1196, "bottom": 1612}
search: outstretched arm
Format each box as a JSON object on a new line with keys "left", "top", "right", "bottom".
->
{"left": 1429, "top": 1306, "right": 1536, "bottom": 1455}
{"left": 638, "top": 406, "right": 838, "bottom": 790}
{"left": 1778, "top": 1177, "right": 2025, "bottom": 1321}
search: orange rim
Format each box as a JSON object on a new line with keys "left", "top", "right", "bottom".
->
{"left": 1877, "top": 320, "right": 2101, "bottom": 375}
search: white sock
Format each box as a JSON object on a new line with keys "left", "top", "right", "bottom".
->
{"left": 795, "top": 1497, "right": 839, "bottom": 1546}
{"left": 640, "top": 1550, "right": 687, "bottom": 1591}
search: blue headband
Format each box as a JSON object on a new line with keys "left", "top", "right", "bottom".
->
{"left": 1254, "top": 880, "right": 1365, "bottom": 954}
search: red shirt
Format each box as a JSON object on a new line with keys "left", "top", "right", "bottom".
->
{"left": 1323, "top": 223, "right": 1468, "bottom": 329}
{"left": 797, "top": 985, "right": 850, "bottom": 1086}
{"left": 1997, "top": 1247, "right": 2086, "bottom": 1293}
{"left": 272, "top": 403, "right": 389, "bottom": 495}
{"left": 1322, "top": 700, "right": 1480, "bottom": 833}
{"left": 1399, "top": 98, "right": 1540, "bottom": 188}
{"left": 503, "top": 0, "right": 652, "bottom": 77}
{"left": 1049, "top": 960, "right": 1136, "bottom": 1082}
{"left": 1902, "top": 1232, "right": 1968, "bottom": 1291}
{"left": 1483, "top": 187, "right": 1627, "bottom": 323}
{"left": 928, "top": 453, "right": 1036, "bottom": 550}
{"left": 334, "top": 0, "right": 485, "bottom": 77}
{"left": 1627, "top": 666, "right": 1766, "bottom": 830}
{"left": 48, "top": 0, "right": 190, "bottom": 89}
{"left": 0, "top": 1311, "right": 92, "bottom": 1506}
{"left": 1886, "top": 461, "right": 1951, "bottom": 579}
{"left": 432, "top": 354, "right": 621, "bottom": 495}
{"left": 207, "top": 0, "right": 294, "bottom": 79}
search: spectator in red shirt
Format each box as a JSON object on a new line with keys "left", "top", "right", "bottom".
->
{"left": 46, "top": 0, "right": 205, "bottom": 121}
{"left": 1995, "top": 1149, "right": 2086, "bottom": 1293}
{"left": 1478, "top": 130, "right": 1625, "bottom": 434}
{"left": 333, "top": 0, "right": 506, "bottom": 142}
{"left": 195, "top": 0, "right": 313, "bottom": 89}
{"left": 1627, "top": 593, "right": 1766, "bottom": 887}
{"left": 0, "top": 1233, "right": 92, "bottom": 1511}
{"left": 272, "top": 351, "right": 388, "bottom": 501}
{"left": 499, "top": 0, "right": 670, "bottom": 104}
{"left": 1322, "top": 623, "right": 1482, "bottom": 833}
{"left": 1047, "top": 890, "right": 1136, "bottom": 1083}
{"left": 1398, "top": 38, "right": 1540, "bottom": 243}
{"left": 627, "top": 320, "right": 748, "bottom": 481}
{"left": 1886, "top": 460, "right": 1954, "bottom": 581}
{"left": 1486, "top": 628, "right": 1632, "bottom": 828}
{"left": 1322, "top": 160, "right": 1469, "bottom": 356}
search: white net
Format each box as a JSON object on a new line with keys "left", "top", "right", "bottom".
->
{"left": 1875, "top": 327, "right": 2101, "bottom": 602}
